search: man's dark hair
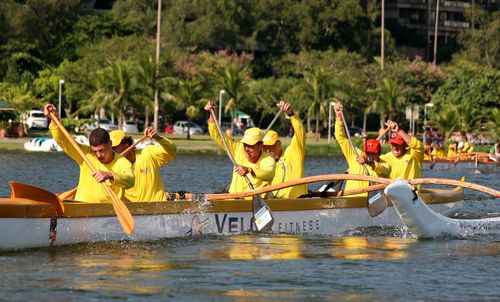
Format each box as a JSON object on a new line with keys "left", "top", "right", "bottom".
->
{"left": 121, "top": 136, "right": 134, "bottom": 147}
{"left": 89, "top": 128, "right": 110, "bottom": 146}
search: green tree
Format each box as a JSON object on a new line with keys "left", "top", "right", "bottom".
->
{"left": 216, "top": 64, "right": 250, "bottom": 136}
{"left": 486, "top": 108, "right": 500, "bottom": 140}
{"left": 172, "top": 78, "right": 203, "bottom": 139}
{"left": 456, "top": 8, "right": 500, "bottom": 69}
{"left": 107, "top": 59, "right": 135, "bottom": 126}
{"left": 432, "top": 65, "right": 498, "bottom": 107}
{"left": 429, "top": 104, "right": 459, "bottom": 139}
{"left": 302, "top": 67, "right": 333, "bottom": 141}
{"left": 366, "top": 78, "right": 405, "bottom": 127}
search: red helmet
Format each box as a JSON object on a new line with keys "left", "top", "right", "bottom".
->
{"left": 364, "top": 139, "right": 381, "bottom": 154}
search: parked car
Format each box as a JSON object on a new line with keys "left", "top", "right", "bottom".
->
{"left": 173, "top": 121, "right": 204, "bottom": 135}
{"left": 164, "top": 124, "right": 174, "bottom": 134}
{"left": 122, "top": 121, "right": 139, "bottom": 133}
{"left": 348, "top": 126, "right": 363, "bottom": 137}
{"left": 22, "top": 110, "right": 48, "bottom": 129}
{"left": 81, "top": 119, "right": 119, "bottom": 131}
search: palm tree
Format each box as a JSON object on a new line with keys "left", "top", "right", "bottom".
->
{"left": 366, "top": 78, "right": 405, "bottom": 127}
{"left": 486, "top": 108, "right": 500, "bottom": 140}
{"left": 107, "top": 59, "right": 134, "bottom": 127}
{"left": 216, "top": 64, "right": 249, "bottom": 136}
{"left": 136, "top": 56, "right": 157, "bottom": 128}
{"left": 303, "top": 67, "right": 333, "bottom": 141}
{"left": 429, "top": 104, "right": 459, "bottom": 139}
{"left": 78, "top": 71, "right": 112, "bottom": 126}
{"left": 455, "top": 101, "right": 483, "bottom": 133}
{"left": 173, "top": 78, "right": 202, "bottom": 139}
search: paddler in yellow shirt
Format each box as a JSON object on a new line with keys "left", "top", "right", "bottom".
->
{"left": 204, "top": 101, "right": 275, "bottom": 196}
{"left": 110, "top": 127, "right": 177, "bottom": 202}
{"left": 44, "top": 104, "right": 134, "bottom": 203}
{"left": 333, "top": 103, "right": 390, "bottom": 196}
{"left": 262, "top": 101, "right": 308, "bottom": 199}
{"left": 380, "top": 120, "right": 424, "bottom": 180}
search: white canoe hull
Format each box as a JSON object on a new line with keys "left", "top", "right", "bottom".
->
{"left": 385, "top": 180, "right": 500, "bottom": 239}
{"left": 0, "top": 202, "right": 462, "bottom": 250}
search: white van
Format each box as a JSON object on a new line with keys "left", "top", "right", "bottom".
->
{"left": 22, "top": 110, "right": 48, "bottom": 129}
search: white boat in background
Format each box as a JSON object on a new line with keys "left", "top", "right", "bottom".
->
{"left": 385, "top": 180, "right": 500, "bottom": 239}
{"left": 24, "top": 137, "right": 62, "bottom": 152}
{"left": 24, "top": 135, "right": 89, "bottom": 152}
{"left": 135, "top": 138, "right": 156, "bottom": 150}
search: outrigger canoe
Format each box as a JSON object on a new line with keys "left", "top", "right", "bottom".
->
{"left": 0, "top": 174, "right": 466, "bottom": 251}
{"left": 385, "top": 180, "right": 500, "bottom": 239}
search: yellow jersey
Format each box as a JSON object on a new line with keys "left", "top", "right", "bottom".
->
{"left": 381, "top": 136, "right": 424, "bottom": 180}
{"left": 335, "top": 120, "right": 390, "bottom": 196}
{"left": 125, "top": 136, "right": 177, "bottom": 202}
{"left": 447, "top": 148, "right": 457, "bottom": 159}
{"left": 208, "top": 123, "right": 275, "bottom": 197}
{"left": 271, "top": 113, "right": 308, "bottom": 199}
{"left": 50, "top": 123, "right": 134, "bottom": 203}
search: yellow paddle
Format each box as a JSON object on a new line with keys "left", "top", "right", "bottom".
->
{"left": 48, "top": 112, "right": 134, "bottom": 235}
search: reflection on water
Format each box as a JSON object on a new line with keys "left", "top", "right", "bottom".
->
{"left": 332, "top": 237, "right": 413, "bottom": 260}
{"left": 210, "top": 235, "right": 304, "bottom": 260}
{"left": 199, "top": 235, "right": 414, "bottom": 261}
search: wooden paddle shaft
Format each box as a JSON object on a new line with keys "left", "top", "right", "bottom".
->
{"left": 204, "top": 174, "right": 391, "bottom": 200}
{"left": 376, "top": 127, "right": 390, "bottom": 141}
{"left": 121, "top": 135, "right": 148, "bottom": 156}
{"left": 340, "top": 112, "right": 370, "bottom": 175}
{"left": 209, "top": 109, "right": 255, "bottom": 190}
{"left": 205, "top": 183, "right": 388, "bottom": 200}
{"left": 49, "top": 112, "right": 99, "bottom": 173}
{"left": 48, "top": 112, "right": 134, "bottom": 234}
{"left": 195, "top": 174, "right": 497, "bottom": 200}
{"left": 263, "top": 110, "right": 283, "bottom": 137}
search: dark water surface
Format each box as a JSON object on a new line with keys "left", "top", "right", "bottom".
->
{"left": 1, "top": 150, "right": 499, "bottom": 301}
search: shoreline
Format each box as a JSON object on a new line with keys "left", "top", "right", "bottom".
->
{"left": 1, "top": 134, "right": 492, "bottom": 156}
{"left": 0, "top": 135, "right": 346, "bottom": 156}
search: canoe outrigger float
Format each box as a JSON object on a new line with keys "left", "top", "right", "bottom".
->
{"left": 385, "top": 180, "right": 500, "bottom": 239}
{"left": 5, "top": 173, "right": 498, "bottom": 251}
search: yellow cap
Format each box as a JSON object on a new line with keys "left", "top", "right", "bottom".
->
{"left": 240, "top": 127, "right": 263, "bottom": 145}
{"left": 109, "top": 130, "right": 126, "bottom": 147}
{"left": 263, "top": 130, "right": 279, "bottom": 146}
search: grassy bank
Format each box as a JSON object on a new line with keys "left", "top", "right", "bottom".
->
{"left": 0, "top": 133, "right": 492, "bottom": 156}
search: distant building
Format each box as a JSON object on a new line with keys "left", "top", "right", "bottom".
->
{"left": 83, "top": 0, "right": 116, "bottom": 11}
{"left": 384, "top": 0, "right": 494, "bottom": 60}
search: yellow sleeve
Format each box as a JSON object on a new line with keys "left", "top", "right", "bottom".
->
{"left": 148, "top": 136, "right": 177, "bottom": 166}
{"left": 288, "top": 113, "right": 306, "bottom": 159}
{"left": 49, "top": 121, "right": 87, "bottom": 165}
{"left": 208, "top": 122, "right": 236, "bottom": 159}
{"left": 373, "top": 159, "right": 391, "bottom": 178}
{"left": 408, "top": 136, "right": 424, "bottom": 162}
{"left": 334, "top": 120, "right": 358, "bottom": 164}
{"left": 247, "top": 156, "right": 275, "bottom": 181}
{"left": 108, "top": 156, "right": 135, "bottom": 189}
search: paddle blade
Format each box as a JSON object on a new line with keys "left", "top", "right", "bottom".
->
{"left": 103, "top": 185, "right": 135, "bottom": 235}
{"left": 252, "top": 195, "right": 274, "bottom": 232}
{"left": 367, "top": 190, "right": 388, "bottom": 217}
{"left": 57, "top": 187, "right": 77, "bottom": 200}
{"left": 9, "top": 182, "right": 65, "bottom": 215}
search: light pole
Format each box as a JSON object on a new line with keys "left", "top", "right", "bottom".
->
{"left": 58, "top": 79, "right": 65, "bottom": 117}
{"left": 218, "top": 89, "right": 225, "bottom": 126}
{"left": 424, "top": 103, "right": 434, "bottom": 144}
{"left": 328, "top": 102, "right": 336, "bottom": 143}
